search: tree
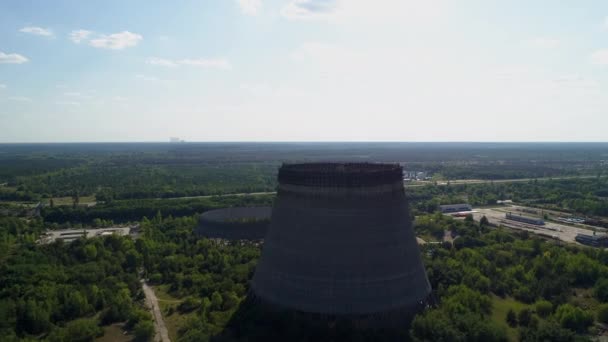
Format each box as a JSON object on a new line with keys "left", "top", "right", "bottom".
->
{"left": 83, "top": 244, "right": 97, "bottom": 261}
{"left": 72, "top": 191, "right": 80, "bottom": 209}
{"left": 597, "top": 304, "right": 608, "bottom": 324}
{"left": 534, "top": 300, "right": 552, "bottom": 318}
{"left": 517, "top": 308, "right": 532, "bottom": 327}
{"left": 506, "top": 309, "right": 517, "bottom": 327}
{"left": 595, "top": 278, "right": 608, "bottom": 302}
{"left": 211, "top": 291, "right": 223, "bottom": 311}
{"left": 134, "top": 320, "right": 154, "bottom": 342}
{"left": 67, "top": 318, "right": 102, "bottom": 342}
{"left": 480, "top": 215, "right": 489, "bottom": 227}
{"left": 554, "top": 304, "right": 593, "bottom": 332}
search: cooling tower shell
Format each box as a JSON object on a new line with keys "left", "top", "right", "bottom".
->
{"left": 196, "top": 207, "right": 271, "bottom": 240}
{"left": 251, "top": 163, "right": 431, "bottom": 316}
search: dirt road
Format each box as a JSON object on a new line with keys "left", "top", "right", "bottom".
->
{"left": 142, "top": 280, "right": 170, "bottom": 342}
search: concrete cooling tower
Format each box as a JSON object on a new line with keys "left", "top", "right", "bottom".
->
{"left": 251, "top": 162, "right": 431, "bottom": 318}
{"left": 196, "top": 207, "right": 271, "bottom": 240}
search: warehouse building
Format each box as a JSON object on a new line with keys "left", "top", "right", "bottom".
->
{"left": 439, "top": 203, "right": 472, "bottom": 213}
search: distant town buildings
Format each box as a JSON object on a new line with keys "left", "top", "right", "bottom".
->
{"left": 38, "top": 226, "right": 136, "bottom": 244}
{"left": 403, "top": 170, "right": 428, "bottom": 181}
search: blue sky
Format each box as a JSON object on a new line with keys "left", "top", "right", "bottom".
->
{"left": 1, "top": 0, "right": 608, "bottom": 142}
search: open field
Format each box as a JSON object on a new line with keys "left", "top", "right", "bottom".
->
{"left": 96, "top": 324, "right": 131, "bottom": 342}
{"left": 491, "top": 295, "right": 531, "bottom": 342}
{"left": 42, "top": 196, "right": 96, "bottom": 206}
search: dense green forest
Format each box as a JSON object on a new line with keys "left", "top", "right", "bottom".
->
{"left": 1, "top": 142, "right": 606, "bottom": 203}
{"left": 3, "top": 143, "right": 608, "bottom": 341}
{"left": 409, "top": 177, "right": 608, "bottom": 218}
{"left": 4, "top": 201, "right": 608, "bottom": 340}
{"left": 0, "top": 217, "right": 153, "bottom": 341}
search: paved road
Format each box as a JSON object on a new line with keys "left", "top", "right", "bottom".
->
{"left": 407, "top": 175, "right": 597, "bottom": 188}
{"left": 148, "top": 175, "right": 598, "bottom": 201}
{"left": 142, "top": 280, "right": 170, "bottom": 342}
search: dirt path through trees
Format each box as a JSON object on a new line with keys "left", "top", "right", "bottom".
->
{"left": 142, "top": 280, "right": 170, "bottom": 342}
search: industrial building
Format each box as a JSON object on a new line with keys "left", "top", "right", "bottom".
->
{"left": 439, "top": 203, "right": 472, "bottom": 213}
{"left": 505, "top": 212, "right": 545, "bottom": 225}
{"left": 575, "top": 233, "right": 608, "bottom": 248}
{"left": 251, "top": 162, "right": 431, "bottom": 319}
{"left": 196, "top": 207, "right": 271, "bottom": 240}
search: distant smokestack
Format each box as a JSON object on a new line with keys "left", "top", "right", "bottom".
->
{"left": 251, "top": 162, "right": 431, "bottom": 316}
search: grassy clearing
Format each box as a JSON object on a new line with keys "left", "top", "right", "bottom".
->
{"left": 153, "top": 284, "right": 194, "bottom": 341}
{"left": 43, "top": 196, "right": 96, "bottom": 206}
{"left": 570, "top": 288, "right": 600, "bottom": 311}
{"left": 491, "top": 294, "right": 530, "bottom": 342}
{"left": 96, "top": 323, "right": 131, "bottom": 342}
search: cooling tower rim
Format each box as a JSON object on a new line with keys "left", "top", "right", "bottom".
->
{"left": 278, "top": 162, "right": 404, "bottom": 188}
{"left": 280, "top": 162, "right": 402, "bottom": 173}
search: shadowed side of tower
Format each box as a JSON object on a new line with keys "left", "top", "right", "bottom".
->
{"left": 251, "top": 162, "right": 431, "bottom": 317}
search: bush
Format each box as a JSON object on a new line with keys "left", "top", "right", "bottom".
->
{"left": 178, "top": 296, "right": 202, "bottom": 313}
{"left": 126, "top": 309, "right": 152, "bottom": 330}
{"left": 518, "top": 309, "right": 532, "bottom": 327}
{"left": 134, "top": 320, "right": 154, "bottom": 342}
{"left": 554, "top": 304, "right": 593, "bottom": 332}
{"left": 506, "top": 309, "right": 517, "bottom": 327}
{"left": 597, "top": 304, "right": 608, "bottom": 324}
{"left": 534, "top": 300, "right": 553, "bottom": 318}
{"left": 595, "top": 278, "right": 608, "bottom": 302}
{"left": 64, "top": 318, "right": 103, "bottom": 342}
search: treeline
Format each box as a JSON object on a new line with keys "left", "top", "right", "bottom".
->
{"left": 42, "top": 195, "right": 274, "bottom": 224}
{"left": 0, "top": 229, "right": 153, "bottom": 341}
{"left": 412, "top": 213, "right": 608, "bottom": 341}
{"left": 15, "top": 163, "right": 277, "bottom": 200}
{"left": 136, "top": 214, "right": 260, "bottom": 341}
{"left": 408, "top": 177, "right": 608, "bottom": 217}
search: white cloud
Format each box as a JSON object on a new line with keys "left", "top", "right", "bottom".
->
{"left": 281, "top": 0, "right": 442, "bottom": 24}
{"left": 7, "top": 96, "right": 32, "bottom": 102}
{"left": 55, "top": 100, "right": 81, "bottom": 106}
{"left": 147, "top": 57, "right": 232, "bottom": 69}
{"left": 604, "top": 16, "right": 608, "bottom": 30}
{"left": 63, "top": 91, "right": 94, "bottom": 100}
{"left": 523, "top": 37, "right": 560, "bottom": 49}
{"left": 0, "top": 84, "right": 6, "bottom": 89}
{"left": 20, "top": 26, "right": 53, "bottom": 37}
{"left": 281, "top": 0, "right": 336, "bottom": 20}
{"left": 552, "top": 74, "right": 598, "bottom": 89}
{"left": 0, "top": 52, "right": 28, "bottom": 64}
{"left": 147, "top": 57, "right": 177, "bottom": 67}
{"left": 69, "top": 30, "right": 92, "bottom": 43}
{"left": 88, "top": 31, "right": 142, "bottom": 50}
{"left": 135, "top": 74, "right": 160, "bottom": 81}
{"left": 237, "top": 0, "right": 262, "bottom": 15}
{"left": 177, "top": 58, "right": 232, "bottom": 69}
{"left": 590, "top": 49, "right": 608, "bottom": 65}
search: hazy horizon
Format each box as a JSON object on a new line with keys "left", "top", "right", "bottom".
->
{"left": 2, "top": 0, "right": 608, "bottom": 142}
